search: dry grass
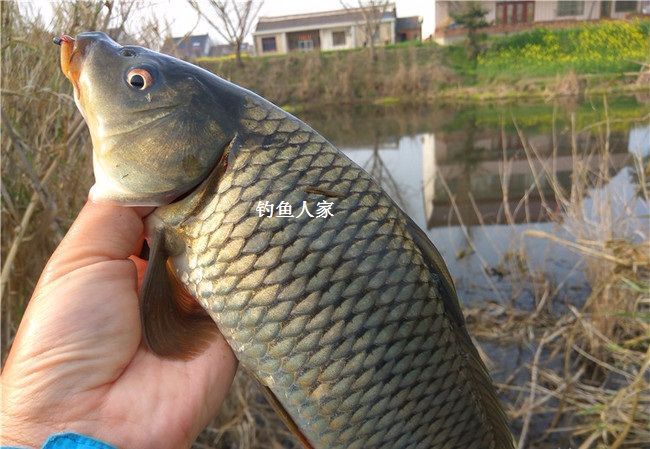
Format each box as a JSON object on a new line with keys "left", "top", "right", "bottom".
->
{"left": 2, "top": 2, "right": 649, "bottom": 449}
{"left": 196, "top": 44, "right": 456, "bottom": 107}
{"left": 453, "top": 103, "right": 649, "bottom": 448}
{"left": 2, "top": 0, "right": 94, "bottom": 348}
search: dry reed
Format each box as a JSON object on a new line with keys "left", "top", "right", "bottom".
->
{"left": 454, "top": 101, "right": 649, "bottom": 448}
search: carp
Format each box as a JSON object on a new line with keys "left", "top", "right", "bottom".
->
{"left": 57, "top": 32, "right": 514, "bottom": 449}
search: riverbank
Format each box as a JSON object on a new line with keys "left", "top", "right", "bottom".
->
{"left": 196, "top": 19, "right": 650, "bottom": 106}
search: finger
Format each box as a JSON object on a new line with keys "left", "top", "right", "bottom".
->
{"left": 106, "top": 332, "right": 237, "bottom": 442}
{"left": 129, "top": 255, "right": 147, "bottom": 292}
{"left": 39, "top": 202, "right": 145, "bottom": 286}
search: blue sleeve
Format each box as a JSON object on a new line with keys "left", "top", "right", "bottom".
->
{"left": 1, "top": 432, "right": 117, "bottom": 449}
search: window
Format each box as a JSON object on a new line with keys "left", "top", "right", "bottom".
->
{"left": 332, "top": 30, "right": 346, "bottom": 46}
{"left": 557, "top": 1, "right": 584, "bottom": 16}
{"left": 614, "top": 1, "right": 637, "bottom": 12}
{"left": 298, "top": 40, "right": 314, "bottom": 51}
{"left": 495, "top": 2, "right": 535, "bottom": 25}
{"left": 261, "top": 37, "right": 276, "bottom": 52}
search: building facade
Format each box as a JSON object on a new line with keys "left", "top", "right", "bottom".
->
{"left": 396, "top": 16, "right": 423, "bottom": 42}
{"left": 434, "top": 0, "right": 650, "bottom": 44}
{"left": 421, "top": 125, "right": 632, "bottom": 227}
{"left": 162, "top": 34, "right": 212, "bottom": 59}
{"left": 253, "top": 4, "right": 420, "bottom": 55}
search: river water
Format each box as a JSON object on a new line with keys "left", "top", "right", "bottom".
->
{"left": 295, "top": 94, "right": 649, "bottom": 445}
{"left": 297, "top": 95, "right": 649, "bottom": 308}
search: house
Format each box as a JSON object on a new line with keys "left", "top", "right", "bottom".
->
{"left": 396, "top": 16, "right": 423, "bottom": 42}
{"left": 162, "top": 34, "right": 212, "bottom": 59}
{"left": 434, "top": 1, "right": 650, "bottom": 44}
{"left": 252, "top": 4, "right": 399, "bottom": 55}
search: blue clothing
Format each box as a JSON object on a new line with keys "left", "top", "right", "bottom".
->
{"left": 2, "top": 432, "right": 116, "bottom": 449}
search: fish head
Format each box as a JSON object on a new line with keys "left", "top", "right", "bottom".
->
{"left": 59, "top": 31, "right": 238, "bottom": 206}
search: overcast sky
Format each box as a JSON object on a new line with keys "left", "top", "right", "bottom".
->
{"left": 31, "top": 1, "right": 435, "bottom": 44}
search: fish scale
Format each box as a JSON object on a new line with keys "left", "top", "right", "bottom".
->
{"left": 155, "top": 97, "right": 500, "bottom": 449}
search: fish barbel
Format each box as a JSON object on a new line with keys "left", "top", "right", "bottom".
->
{"left": 58, "top": 32, "right": 514, "bottom": 449}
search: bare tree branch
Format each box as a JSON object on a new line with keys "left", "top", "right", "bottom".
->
{"left": 0, "top": 159, "right": 59, "bottom": 301}
{"left": 188, "top": 0, "right": 263, "bottom": 66}
{"left": 1, "top": 108, "right": 60, "bottom": 226}
{"left": 340, "top": 0, "right": 391, "bottom": 60}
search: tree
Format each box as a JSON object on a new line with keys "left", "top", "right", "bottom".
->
{"left": 450, "top": 1, "right": 488, "bottom": 66}
{"left": 188, "top": 0, "right": 263, "bottom": 67}
{"left": 340, "top": 0, "right": 391, "bottom": 61}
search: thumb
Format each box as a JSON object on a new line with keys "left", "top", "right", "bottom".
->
{"left": 38, "top": 202, "right": 148, "bottom": 288}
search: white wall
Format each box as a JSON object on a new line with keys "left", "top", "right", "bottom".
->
{"left": 320, "top": 27, "right": 354, "bottom": 51}
{"left": 534, "top": 1, "right": 601, "bottom": 22}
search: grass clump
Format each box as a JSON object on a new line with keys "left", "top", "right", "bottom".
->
{"left": 199, "top": 20, "right": 650, "bottom": 104}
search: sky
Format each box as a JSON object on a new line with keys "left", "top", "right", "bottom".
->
{"left": 30, "top": 0, "right": 436, "bottom": 45}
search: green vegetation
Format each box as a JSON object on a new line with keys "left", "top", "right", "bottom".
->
{"left": 475, "top": 19, "right": 650, "bottom": 80}
{"left": 449, "top": 1, "right": 489, "bottom": 65}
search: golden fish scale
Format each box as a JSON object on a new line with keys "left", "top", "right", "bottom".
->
{"left": 170, "top": 99, "right": 497, "bottom": 449}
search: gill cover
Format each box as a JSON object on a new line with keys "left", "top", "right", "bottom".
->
{"left": 64, "top": 32, "right": 241, "bottom": 206}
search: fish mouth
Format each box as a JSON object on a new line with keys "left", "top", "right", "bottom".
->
{"left": 56, "top": 34, "right": 91, "bottom": 98}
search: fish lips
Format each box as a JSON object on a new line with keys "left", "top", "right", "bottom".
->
{"left": 59, "top": 32, "right": 121, "bottom": 99}
{"left": 59, "top": 35, "right": 87, "bottom": 97}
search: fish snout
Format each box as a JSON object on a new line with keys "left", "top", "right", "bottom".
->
{"left": 59, "top": 32, "right": 118, "bottom": 91}
{"left": 74, "top": 31, "right": 116, "bottom": 49}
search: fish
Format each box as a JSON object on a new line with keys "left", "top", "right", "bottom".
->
{"left": 57, "top": 31, "right": 514, "bottom": 449}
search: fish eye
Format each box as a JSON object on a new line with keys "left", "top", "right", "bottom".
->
{"left": 127, "top": 68, "right": 153, "bottom": 90}
{"left": 121, "top": 48, "right": 136, "bottom": 57}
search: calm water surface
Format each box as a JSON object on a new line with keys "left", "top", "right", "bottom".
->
{"left": 297, "top": 95, "right": 649, "bottom": 310}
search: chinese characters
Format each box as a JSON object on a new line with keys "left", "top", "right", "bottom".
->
{"left": 256, "top": 200, "right": 334, "bottom": 218}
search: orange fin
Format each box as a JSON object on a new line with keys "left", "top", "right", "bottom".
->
{"left": 253, "top": 374, "right": 314, "bottom": 449}
{"left": 140, "top": 229, "right": 218, "bottom": 359}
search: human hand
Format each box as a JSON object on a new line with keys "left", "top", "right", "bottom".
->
{"left": 1, "top": 202, "right": 238, "bottom": 449}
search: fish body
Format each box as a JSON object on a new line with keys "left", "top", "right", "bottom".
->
{"left": 59, "top": 32, "right": 514, "bottom": 449}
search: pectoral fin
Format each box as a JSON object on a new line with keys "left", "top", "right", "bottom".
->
{"left": 140, "top": 229, "right": 218, "bottom": 359}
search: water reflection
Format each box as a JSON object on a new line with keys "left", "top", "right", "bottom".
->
{"left": 296, "top": 97, "right": 650, "bottom": 307}
{"left": 422, "top": 122, "right": 633, "bottom": 227}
